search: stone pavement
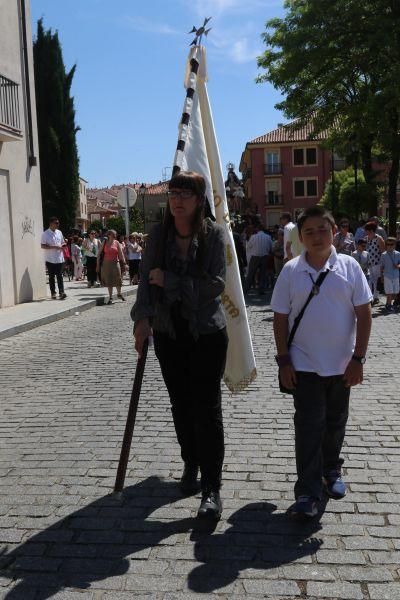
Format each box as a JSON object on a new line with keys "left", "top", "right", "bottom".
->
{"left": 0, "top": 279, "right": 136, "bottom": 341}
{"left": 0, "top": 294, "right": 399, "bottom": 599}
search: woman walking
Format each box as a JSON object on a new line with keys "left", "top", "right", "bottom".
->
{"left": 97, "top": 229, "right": 127, "bottom": 304}
{"left": 132, "top": 171, "right": 228, "bottom": 519}
{"left": 365, "top": 221, "right": 385, "bottom": 305}
{"left": 126, "top": 233, "right": 142, "bottom": 285}
{"left": 71, "top": 235, "right": 84, "bottom": 281}
{"left": 83, "top": 231, "right": 100, "bottom": 287}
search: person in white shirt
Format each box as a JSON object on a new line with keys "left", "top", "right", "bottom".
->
{"left": 271, "top": 206, "right": 372, "bottom": 519}
{"left": 286, "top": 223, "right": 304, "bottom": 260}
{"left": 82, "top": 231, "right": 101, "bottom": 287}
{"left": 125, "top": 233, "right": 142, "bottom": 285}
{"left": 40, "top": 217, "right": 67, "bottom": 299}
{"left": 280, "top": 212, "right": 296, "bottom": 261}
{"left": 243, "top": 223, "right": 273, "bottom": 294}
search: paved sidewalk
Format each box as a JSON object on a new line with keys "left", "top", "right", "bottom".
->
{"left": 0, "top": 294, "right": 399, "bottom": 599}
{"left": 0, "top": 279, "right": 137, "bottom": 340}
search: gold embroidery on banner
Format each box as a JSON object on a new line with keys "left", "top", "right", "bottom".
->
{"left": 221, "top": 292, "right": 240, "bottom": 318}
{"left": 214, "top": 194, "right": 222, "bottom": 208}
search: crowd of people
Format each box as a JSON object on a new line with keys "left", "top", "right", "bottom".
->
{"left": 40, "top": 218, "right": 147, "bottom": 303}
{"left": 232, "top": 212, "right": 400, "bottom": 311}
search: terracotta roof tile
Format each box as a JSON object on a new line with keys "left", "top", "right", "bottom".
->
{"left": 88, "top": 181, "right": 169, "bottom": 198}
{"left": 248, "top": 121, "right": 328, "bottom": 145}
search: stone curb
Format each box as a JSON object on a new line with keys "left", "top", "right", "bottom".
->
{"left": 0, "top": 288, "right": 137, "bottom": 341}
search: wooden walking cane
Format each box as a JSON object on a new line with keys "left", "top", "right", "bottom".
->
{"left": 114, "top": 338, "right": 149, "bottom": 493}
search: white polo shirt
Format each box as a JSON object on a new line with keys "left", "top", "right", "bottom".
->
{"left": 271, "top": 247, "right": 372, "bottom": 376}
{"left": 41, "top": 228, "right": 65, "bottom": 264}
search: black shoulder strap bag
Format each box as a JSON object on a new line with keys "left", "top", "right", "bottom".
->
{"left": 279, "top": 269, "right": 329, "bottom": 394}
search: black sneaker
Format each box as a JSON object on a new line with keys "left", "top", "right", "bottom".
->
{"left": 51, "top": 293, "right": 57, "bottom": 300}
{"left": 179, "top": 463, "right": 199, "bottom": 495}
{"left": 288, "top": 495, "right": 318, "bottom": 519}
{"left": 197, "top": 490, "right": 222, "bottom": 520}
{"left": 59, "top": 293, "right": 67, "bottom": 300}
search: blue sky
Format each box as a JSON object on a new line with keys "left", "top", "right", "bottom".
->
{"left": 31, "top": 0, "right": 286, "bottom": 188}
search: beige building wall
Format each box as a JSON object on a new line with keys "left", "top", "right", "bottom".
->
{"left": 0, "top": 0, "right": 46, "bottom": 307}
{"left": 76, "top": 177, "right": 88, "bottom": 230}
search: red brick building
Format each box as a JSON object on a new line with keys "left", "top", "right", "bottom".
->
{"left": 240, "top": 123, "right": 336, "bottom": 227}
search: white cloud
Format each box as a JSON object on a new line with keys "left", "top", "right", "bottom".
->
{"left": 229, "top": 38, "right": 261, "bottom": 64}
{"left": 123, "top": 16, "right": 179, "bottom": 36}
{"left": 191, "top": 0, "right": 283, "bottom": 18}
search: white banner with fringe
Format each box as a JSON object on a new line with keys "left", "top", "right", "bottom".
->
{"left": 173, "top": 45, "right": 257, "bottom": 392}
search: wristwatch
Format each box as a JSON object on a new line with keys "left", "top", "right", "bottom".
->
{"left": 352, "top": 354, "right": 366, "bottom": 364}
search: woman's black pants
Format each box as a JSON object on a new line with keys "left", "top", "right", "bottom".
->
{"left": 86, "top": 256, "right": 97, "bottom": 284}
{"left": 154, "top": 327, "right": 228, "bottom": 492}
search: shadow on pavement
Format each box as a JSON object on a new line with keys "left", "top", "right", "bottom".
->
{"left": 0, "top": 477, "right": 326, "bottom": 598}
{"left": 371, "top": 305, "right": 399, "bottom": 318}
{"left": 188, "top": 500, "right": 326, "bottom": 592}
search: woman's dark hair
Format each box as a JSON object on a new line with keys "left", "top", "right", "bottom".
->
{"left": 164, "top": 171, "right": 206, "bottom": 236}
{"left": 156, "top": 171, "right": 208, "bottom": 272}
{"left": 364, "top": 221, "right": 377, "bottom": 232}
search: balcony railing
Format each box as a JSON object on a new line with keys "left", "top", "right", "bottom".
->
{"left": 264, "top": 163, "right": 282, "bottom": 175}
{"left": 0, "top": 75, "right": 22, "bottom": 135}
{"left": 265, "top": 194, "right": 283, "bottom": 206}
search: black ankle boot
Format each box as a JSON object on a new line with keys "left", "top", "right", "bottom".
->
{"left": 179, "top": 463, "right": 199, "bottom": 495}
{"left": 197, "top": 490, "right": 222, "bottom": 519}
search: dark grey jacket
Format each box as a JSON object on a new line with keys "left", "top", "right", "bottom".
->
{"left": 131, "top": 219, "right": 227, "bottom": 339}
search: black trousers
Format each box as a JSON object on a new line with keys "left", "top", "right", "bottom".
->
{"left": 128, "top": 259, "right": 140, "bottom": 279}
{"left": 244, "top": 255, "right": 267, "bottom": 293}
{"left": 293, "top": 371, "right": 350, "bottom": 500}
{"left": 46, "top": 262, "right": 64, "bottom": 295}
{"left": 154, "top": 327, "right": 228, "bottom": 491}
{"left": 86, "top": 256, "right": 97, "bottom": 284}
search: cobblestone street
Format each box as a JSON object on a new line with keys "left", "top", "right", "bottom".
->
{"left": 0, "top": 296, "right": 399, "bottom": 599}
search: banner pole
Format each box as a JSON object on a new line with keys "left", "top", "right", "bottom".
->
{"left": 114, "top": 338, "right": 149, "bottom": 493}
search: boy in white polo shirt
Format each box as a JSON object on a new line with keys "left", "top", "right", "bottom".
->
{"left": 271, "top": 206, "right": 372, "bottom": 519}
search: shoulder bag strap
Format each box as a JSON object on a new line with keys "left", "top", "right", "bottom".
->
{"left": 287, "top": 270, "right": 329, "bottom": 348}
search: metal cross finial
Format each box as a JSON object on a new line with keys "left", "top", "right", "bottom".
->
{"left": 188, "top": 17, "right": 212, "bottom": 46}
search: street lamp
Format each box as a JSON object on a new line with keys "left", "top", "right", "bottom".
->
{"left": 139, "top": 183, "right": 146, "bottom": 233}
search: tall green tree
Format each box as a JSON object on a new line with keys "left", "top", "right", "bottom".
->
{"left": 320, "top": 168, "right": 375, "bottom": 219}
{"left": 33, "top": 19, "right": 80, "bottom": 231}
{"left": 257, "top": 0, "right": 400, "bottom": 233}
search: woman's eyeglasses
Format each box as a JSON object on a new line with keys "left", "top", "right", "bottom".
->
{"left": 167, "top": 190, "right": 195, "bottom": 200}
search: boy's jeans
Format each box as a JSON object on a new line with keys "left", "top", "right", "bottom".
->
{"left": 293, "top": 371, "right": 350, "bottom": 500}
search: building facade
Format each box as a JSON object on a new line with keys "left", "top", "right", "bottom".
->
{"left": 0, "top": 0, "right": 46, "bottom": 307}
{"left": 87, "top": 182, "right": 169, "bottom": 234}
{"left": 75, "top": 177, "right": 88, "bottom": 231}
{"left": 240, "top": 123, "right": 333, "bottom": 227}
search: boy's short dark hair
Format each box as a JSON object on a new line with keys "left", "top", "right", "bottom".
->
{"left": 297, "top": 206, "right": 335, "bottom": 234}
